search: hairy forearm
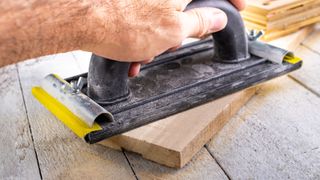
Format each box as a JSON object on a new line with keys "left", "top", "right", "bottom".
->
{"left": 0, "top": 0, "right": 93, "bottom": 67}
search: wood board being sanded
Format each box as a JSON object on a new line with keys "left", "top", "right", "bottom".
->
{"left": 242, "top": 0, "right": 320, "bottom": 41}
{"left": 94, "top": 26, "right": 315, "bottom": 168}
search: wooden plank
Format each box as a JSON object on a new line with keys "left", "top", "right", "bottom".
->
{"left": 72, "top": 50, "right": 230, "bottom": 177}
{"left": 262, "top": 20, "right": 319, "bottom": 41}
{"left": 271, "top": 15, "right": 320, "bottom": 31}
{"left": 100, "top": 88, "right": 256, "bottom": 168}
{"left": 241, "top": 12, "right": 267, "bottom": 25}
{"left": 17, "top": 53, "right": 136, "bottom": 179}
{"left": 267, "top": 6, "right": 320, "bottom": 30}
{"left": 0, "top": 65, "right": 41, "bottom": 179}
{"left": 264, "top": 29, "right": 304, "bottom": 41}
{"left": 290, "top": 46, "right": 320, "bottom": 95}
{"left": 94, "top": 27, "right": 313, "bottom": 168}
{"left": 289, "top": 25, "right": 320, "bottom": 94}
{"left": 207, "top": 75, "right": 320, "bottom": 179}
{"left": 302, "top": 23, "right": 320, "bottom": 52}
{"left": 244, "top": 0, "right": 320, "bottom": 40}
{"left": 247, "top": 0, "right": 315, "bottom": 13}
{"left": 266, "top": 0, "right": 320, "bottom": 22}
{"left": 242, "top": 3, "right": 320, "bottom": 27}
{"left": 71, "top": 50, "right": 252, "bottom": 169}
{"left": 269, "top": 25, "right": 314, "bottom": 50}
{"left": 245, "top": 17, "right": 320, "bottom": 41}
{"left": 244, "top": 0, "right": 320, "bottom": 22}
{"left": 126, "top": 148, "right": 228, "bottom": 179}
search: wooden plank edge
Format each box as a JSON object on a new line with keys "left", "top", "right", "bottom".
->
{"left": 262, "top": 20, "right": 319, "bottom": 41}
{"left": 180, "top": 88, "right": 257, "bottom": 167}
{"left": 100, "top": 88, "right": 257, "bottom": 168}
{"left": 99, "top": 134, "right": 181, "bottom": 168}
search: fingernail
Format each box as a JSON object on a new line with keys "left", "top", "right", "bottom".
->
{"left": 209, "top": 11, "right": 227, "bottom": 33}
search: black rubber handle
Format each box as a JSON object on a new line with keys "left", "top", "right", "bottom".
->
{"left": 186, "top": 0, "right": 249, "bottom": 62}
{"left": 88, "top": 0, "right": 249, "bottom": 104}
{"left": 88, "top": 54, "right": 130, "bottom": 104}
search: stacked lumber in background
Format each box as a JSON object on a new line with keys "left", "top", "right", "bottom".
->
{"left": 242, "top": 0, "right": 320, "bottom": 41}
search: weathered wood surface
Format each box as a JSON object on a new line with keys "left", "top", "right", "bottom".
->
{"left": 206, "top": 30, "right": 320, "bottom": 179}
{"left": 289, "top": 25, "right": 320, "bottom": 96}
{"left": 0, "top": 65, "right": 41, "bottom": 179}
{"left": 290, "top": 46, "right": 320, "bottom": 96}
{"left": 207, "top": 76, "right": 320, "bottom": 179}
{"left": 303, "top": 24, "right": 320, "bottom": 52}
{"left": 125, "top": 148, "right": 228, "bottom": 180}
{"left": 17, "top": 54, "right": 136, "bottom": 179}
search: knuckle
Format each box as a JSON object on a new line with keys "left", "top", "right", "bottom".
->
{"left": 192, "top": 10, "right": 209, "bottom": 37}
{"left": 161, "top": 14, "right": 184, "bottom": 40}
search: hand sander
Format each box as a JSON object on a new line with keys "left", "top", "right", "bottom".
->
{"left": 32, "top": 0, "right": 302, "bottom": 144}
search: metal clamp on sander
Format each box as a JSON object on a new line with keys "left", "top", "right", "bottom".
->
{"left": 32, "top": 0, "right": 302, "bottom": 144}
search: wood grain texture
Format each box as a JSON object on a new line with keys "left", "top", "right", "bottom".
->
{"left": 290, "top": 46, "right": 320, "bottom": 95}
{"left": 17, "top": 53, "right": 136, "bottom": 179}
{"left": 207, "top": 76, "right": 320, "bottom": 179}
{"left": 126, "top": 148, "right": 228, "bottom": 180}
{"left": 303, "top": 24, "right": 320, "bottom": 52}
{"left": 100, "top": 88, "right": 256, "bottom": 168}
{"left": 269, "top": 25, "right": 314, "bottom": 50}
{"left": 243, "top": 0, "right": 320, "bottom": 23}
{"left": 243, "top": 1, "right": 320, "bottom": 40}
{"left": 288, "top": 24, "right": 320, "bottom": 95}
{"left": 243, "top": 4, "right": 320, "bottom": 30}
{"left": 246, "top": 0, "right": 316, "bottom": 13}
{"left": 0, "top": 65, "right": 41, "bottom": 179}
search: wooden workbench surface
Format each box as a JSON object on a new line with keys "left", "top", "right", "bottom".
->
{"left": 1, "top": 25, "right": 320, "bottom": 179}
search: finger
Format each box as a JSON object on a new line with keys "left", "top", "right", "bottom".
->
{"left": 179, "top": 8, "right": 227, "bottom": 38}
{"left": 128, "top": 62, "right": 141, "bottom": 77}
{"left": 128, "top": 58, "right": 154, "bottom": 77}
{"left": 229, "top": 0, "right": 246, "bottom": 10}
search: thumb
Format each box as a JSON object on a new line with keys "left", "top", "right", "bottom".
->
{"left": 179, "top": 8, "right": 227, "bottom": 38}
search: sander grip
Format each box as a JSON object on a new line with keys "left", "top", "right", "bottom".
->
{"left": 88, "top": 0, "right": 249, "bottom": 104}
{"left": 186, "top": 0, "right": 249, "bottom": 62}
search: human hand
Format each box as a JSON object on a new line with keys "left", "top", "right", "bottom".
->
{"left": 83, "top": 0, "right": 245, "bottom": 77}
{"left": 128, "top": 0, "right": 246, "bottom": 77}
{"left": 83, "top": 0, "right": 228, "bottom": 75}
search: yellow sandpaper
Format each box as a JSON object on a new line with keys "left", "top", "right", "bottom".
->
{"left": 284, "top": 55, "right": 302, "bottom": 64}
{"left": 32, "top": 87, "right": 102, "bottom": 138}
